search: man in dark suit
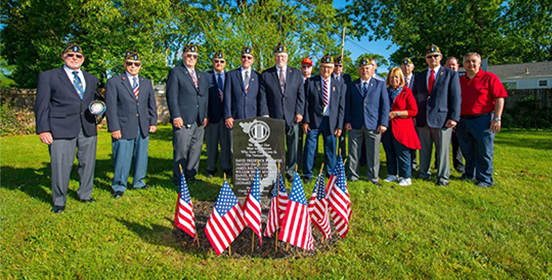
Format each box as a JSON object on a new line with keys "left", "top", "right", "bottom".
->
{"left": 302, "top": 54, "right": 346, "bottom": 184}
{"left": 401, "top": 57, "right": 418, "bottom": 171}
{"left": 333, "top": 55, "right": 351, "bottom": 159}
{"left": 444, "top": 56, "right": 465, "bottom": 173}
{"left": 412, "top": 44, "right": 461, "bottom": 186}
{"left": 345, "top": 58, "right": 389, "bottom": 186}
{"left": 35, "top": 43, "right": 100, "bottom": 213}
{"left": 105, "top": 50, "right": 158, "bottom": 198}
{"left": 166, "top": 43, "right": 209, "bottom": 183}
{"left": 205, "top": 50, "right": 231, "bottom": 178}
{"left": 260, "top": 42, "right": 305, "bottom": 180}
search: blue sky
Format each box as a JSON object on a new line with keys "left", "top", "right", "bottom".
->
{"left": 333, "top": 0, "right": 398, "bottom": 73}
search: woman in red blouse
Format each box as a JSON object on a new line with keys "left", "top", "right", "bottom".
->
{"left": 382, "top": 67, "right": 421, "bottom": 186}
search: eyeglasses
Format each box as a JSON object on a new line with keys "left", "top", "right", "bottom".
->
{"left": 301, "top": 65, "right": 312, "bottom": 69}
{"left": 335, "top": 64, "right": 343, "bottom": 68}
{"left": 186, "top": 54, "right": 198, "bottom": 58}
{"left": 214, "top": 59, "right": 225, "bottom": 64}
{"left": 426, "top": 54, "right": 440, "bottom": 59}
{"left": 66, "top": 53, "right": 83, "bottom": 59}
{"left": 126, "top": 62, "right": 142, "bottom": 67}
{"left": 241, "top": 55, "right": 253, "bottom": 60}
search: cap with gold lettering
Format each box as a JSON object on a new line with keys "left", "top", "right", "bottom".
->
{"left": 320, "top": 54, "right": 334, "bottom": 64}
{"left": 183, "top": 43, "right": 198, "bottom": 53}
{"left": 273, "top": 42, "right": 287, "bottom": 54}
{"left": 63, "top": 43, "right": 83, "bottom": 54}
{"left": 213, "top": 50, "right": 225, "bottom": 59}
{"left": 358, "top": 57, "right": 369, "bottom": 67}
{"left": 427, "top": 44, "right": 441, "bottom": 54}
{"left": 241, "top": 46, "right": 254, "bottom": 56}
{"left": 125, "top": 50, "right": 140, "bottom": 61}
{"left": 402, "top": 57, "right": 413, "bottom": 65}
{"left": 335, "top": 56, "right": 344, "bottom": 65}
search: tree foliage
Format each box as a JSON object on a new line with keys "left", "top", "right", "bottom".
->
{"left": 2, "top": 0, "right": 348, "bottom": 87}
{"left": 340, "top": 0, "right": 551, "bottom": 68}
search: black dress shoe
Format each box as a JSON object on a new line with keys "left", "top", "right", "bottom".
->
{"left": 371, "top": 181, "right": 383, "bottom": 187}
{"left": 436, "top": 181, "right": 449, "bottom": 187}
{"left": 52, "top": 205, "right": 65, "bottom": 213}
{"left": 113, "top": 191, "right": 124, "bottom": 198}
{"left": 303, "top": 177, "right": 312, "bottom": 185}
{"left": 138, "top": 184, "right": 152, "bottom": 189}
{"left": 80, "top": 198, "right": 97, "bottom": 203}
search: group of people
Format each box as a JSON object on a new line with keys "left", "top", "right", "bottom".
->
{"left": 35, "top": 42, "right": 507, "bottom": 213}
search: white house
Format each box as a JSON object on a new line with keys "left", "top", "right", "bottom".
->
{"left": 486, "top": 61, "right": 552, "bottom": 90}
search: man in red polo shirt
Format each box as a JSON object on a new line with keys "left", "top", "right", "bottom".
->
{"left": 457, "top": 52, "right": 507, "bottom": 188}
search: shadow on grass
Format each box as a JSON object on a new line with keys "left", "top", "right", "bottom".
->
{"left": 495, "top": 130, "right": 552, "bottom": 151}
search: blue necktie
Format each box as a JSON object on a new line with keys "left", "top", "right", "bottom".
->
{"left": 363, "top": 82, "right": 368, "bottom": 98}
{"left": 217, "top": 73, "right": 224, "bottom": 101}
{"left": 72, "top": 71, "right": 84, "bottom": 99}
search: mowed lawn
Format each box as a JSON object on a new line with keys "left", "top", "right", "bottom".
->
{"left": 1, "top": 126, "right": 551, "bottom": 279}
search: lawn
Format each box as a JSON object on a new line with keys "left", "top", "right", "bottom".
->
{"left": 1, "top": 127, "right": 551, "bottom": 279}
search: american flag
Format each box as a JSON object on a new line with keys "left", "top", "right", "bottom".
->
{"left": 174, "top": 173, "right": 196, "bottom": 239}
{"left": 308, "top": 171, "right": 331, "bottom": 239}
{"left": 205, "top": 181, "right": 246, "bottom": 256}
{"left": 327, "top": 156, "right": 351, "bottom": 238}
{"left": 278, "top": 173, "right": 314, "bottom": 250}
{"left": 264, "top": 171, "right": 288, "bottom": 237}
{"left": 243, "top": 167, "right": 262, "bottom": 245}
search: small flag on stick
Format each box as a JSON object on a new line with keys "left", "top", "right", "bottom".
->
{"left": 243, "top": 166, "right": 263, "bottom": 246}
{"left": 174, "top": 166, "right": 196, "bottom": 241}
{"left": 278, "top": 173, "right": 314, "bottom": 250}
{"left": 264, "top": 170, "right": 288, "bottom": 237}
{"left": 327, "top": 156, "right": 351, "bottom": 238}
{"left": 308, "top": 166, "right": 331, "bottom": 240}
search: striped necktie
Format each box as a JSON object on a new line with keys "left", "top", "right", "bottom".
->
{"left": 133, "top": 77, "right": 139, "bottom": 100}
{"left": 190, "top": 69, "right": 199, "bottom": 90}
{"left": 72, "top": 71, "right": 84, "bottom": 99}
{"left": 217, "top": 73, "right": 224, "bottom": 102}
{"left": 279, "top": 68, "right": 285, "bottom": 94}
{"left": 322, "top": 78, "right": 329, "bottom": 107}
{"left": 363, "top": 82, "right": 368, "bottom": 98}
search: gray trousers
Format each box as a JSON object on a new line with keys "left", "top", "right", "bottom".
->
{"left": 49, "top": 129, "right": 97, "bottom": 206}
{"left": 206, "top": 120, "right": 232, "bottom": 173}
{"left": 172, "top": 124, "right": 204, "bottom": 183}
{"left": 285, "top": 123, "right": 300, "bottom": 178}
{"left": 418, "top": 125, "right": 452, "bottom": 184}
{"left": 348, "top": 126, "right": 381, "bottom": 183}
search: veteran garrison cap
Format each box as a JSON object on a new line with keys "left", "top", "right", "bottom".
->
{"left": 402, "top": 57, "right": 413, "bottom": 65}
{"left": 213, "top": 50, "right": 225, "bottom": 59}
{"left": 320, "top": 54, "right": 334, "bottom": 64}
{"left": 301, "top": 57, "right": 313, "bottom": 66}
{"left": 183, "top": 43, "right": 198, "bottom": 53}
{"left": 427, "top": 44, "right": 441, "bottom": 54}
{"left": 241, "top": 46, "right": 254, "bottom": 56}
{"left": 358, "top": 57, "right": 369, "bottom": 67}
{"left": 273, "top": 42, "right": 287, "bottom": 54}
{"left": 335, "top": 56, "right": 344, "bottom": 65}
{"left": 125, "top": 50, "right": 140, "bottom": 61}
{"left": 63, "top": 43, "right": 83, "bottom": 54}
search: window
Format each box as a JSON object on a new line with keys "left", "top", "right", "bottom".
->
{"left": 539, "top": 80, "right": 548, "bottom": 87}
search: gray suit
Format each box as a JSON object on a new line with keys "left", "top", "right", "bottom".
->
{"left": 35, "top": 67, "right": 99, "bottom": 207}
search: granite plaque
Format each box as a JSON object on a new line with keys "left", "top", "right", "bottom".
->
{"left": 232, "top": 117, "right": 285, "bottom": 202}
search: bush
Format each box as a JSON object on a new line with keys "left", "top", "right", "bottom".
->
{"left": 0, "top": 103, "right": 35, "bottom": 136}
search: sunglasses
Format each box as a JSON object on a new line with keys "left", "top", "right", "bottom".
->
{"left": 186, "top": 54, "right": 198, "bottom": 58}
{"left": 335, "top": 64, "right": 343, "bottom": 68}
{"left": 301, "top": 65, "right": 312, "bottom": 69}
{"left": 214, "top": 59, "right": 225, "bottom": 63}
{"left": 241, "top": 55, "right": 253, "bottom": 60}
{"left": 426, "top": 54, "right": 440, "bottom": 59}
{"left": 66, "top": 53, "right": 83, "bottom": 59}
{"left": 126, "top": 62, "right": 142, "bottom": 67}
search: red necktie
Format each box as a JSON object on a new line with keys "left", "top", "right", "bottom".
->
{"left": 428, "top": 69, "right": 435, "bottom": 94}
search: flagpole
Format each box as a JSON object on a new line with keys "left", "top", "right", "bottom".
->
{"left": 223, "top": 172, "right": 232, "bottom": 256}
{"left": 275, "top": 162, "right": 281, "bottom": 253}
{"left": 317, "top": 163, "right": 325, "bottom": 244}
{"left": 179, "top": 164, "right": 200, "bottom": 247}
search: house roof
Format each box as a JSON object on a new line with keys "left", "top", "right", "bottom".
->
{"left": 487, "top": 61, "right": 552, "bottom": 80}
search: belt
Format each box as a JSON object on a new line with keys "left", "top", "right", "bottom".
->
{"left": 461, "top": 112, "right": 492, "bottom": 120}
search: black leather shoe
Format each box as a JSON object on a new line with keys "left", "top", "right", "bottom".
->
{"left": 52, "top": 205, "right": 65, "bottom": 213}
{"left": 113, "top": 191, "right": 124, "bottom": 198}
{"left": 139, "top": 184, "right": 152, "bottom": 189}
{"left": 80, "top": 198, "right": 97, "bottom": 203}
{"left": 436, "top": 181, "right": 449, "bottom": 187}
{"left": 371, "top": 181, "right": 383, "bottom": 187}
{"left": 303, "top": 177, "right": 312, "bottom": 185}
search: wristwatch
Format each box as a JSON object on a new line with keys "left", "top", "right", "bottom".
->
{"left": 494, "top": 117, "right": 501, "bottom": 122}
{"left": 397, "top": 111, "right": 401, "bottom": 117}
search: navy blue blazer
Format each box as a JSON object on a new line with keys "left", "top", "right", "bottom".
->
{"left": 223, "top": 68, "right": 263, "bottom": 120}
{"left": 207, "top": 70, "right": 227, "bottom": 123}
{"left": 165, "top": 65, "right": 209, "bottom": 125}
{"left": 412, "top": 67, "right": 461, "bottom": 128}
{"left": 332, "top": 73, "right": 352, "bottom": 85}
{"left": 260, "top": 66, "right": 305, "bottom": 126}
{"left": 303, "top": 76, "right": 346, "bottom": 131}
{"left": 345, "top": 78, "right": 390, "bottom": 130}
{"left": 105, "top": 73, "right": 158, "bottom": 139}
{"left": 35, "top": 67, "right": 99, "bottom": 139}
{"left": 405, "top": 74, "right": 415, "bottom": 89}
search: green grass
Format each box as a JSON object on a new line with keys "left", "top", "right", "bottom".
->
{"left": 1, "top": 127, "right": 551, "bottom": 279}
